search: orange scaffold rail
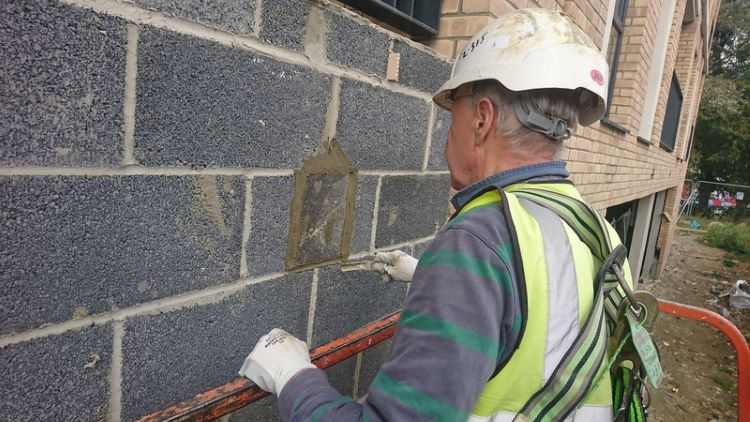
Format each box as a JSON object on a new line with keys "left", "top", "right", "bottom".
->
{"left": 136, "top": 311, "right": 401, "bottom": 422}
{"left": 138, "top": 300, "right": 750, "bottom": 422}
{"left": 658, "top": 299, "right": 749, "bottom": 421}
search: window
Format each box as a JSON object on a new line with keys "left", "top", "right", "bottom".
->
{"left": 682, "top": 125, "right": 695, "bottom": 160}
{"left": 604, "top": 0, "right": 629, "bottom": 118}
{"left": 605, "top": 200, "right": 638, "bottom": 249}
{"left": 637, "top": 0, "right": 677, "bottom": 142}
{"left": 660, "top": 73, "right": 683, "bottom": 151}
{"left": 340, "top": 0, "right": 443, "bottom": 37}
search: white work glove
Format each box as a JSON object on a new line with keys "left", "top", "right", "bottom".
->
{"left": 238, "top": 328, "right": 316, "bottom": 395}
{"left": 372, "top": 250, "right": 418, "bottom": 282}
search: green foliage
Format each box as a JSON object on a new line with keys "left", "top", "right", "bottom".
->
{"left": 709, "top": 372, "right": 737, "bottom": 393}
{"left": 701, "top": 222, "right": 750, "bottom": 255}
{"left": 722, "top": 255, "right": 737, "bottom": 267}
{"left": 690, "top": 0, "right": 750, "bottom": 185}
{"left": 710, "top": 0, "right": 750, "bottom": 77}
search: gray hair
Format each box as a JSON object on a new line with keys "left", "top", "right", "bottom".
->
{"left": 471, "top": 80, "right": 580, "bottom": 159}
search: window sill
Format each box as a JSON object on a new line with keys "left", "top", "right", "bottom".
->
{"left": 659, "top": 143, "right": 675, "bottom": 153}
{"left": 637, "top": 136, "right": 652, "bottom": 146}
{"left": 601, "top": 117, "right": 630, "bottom": 134}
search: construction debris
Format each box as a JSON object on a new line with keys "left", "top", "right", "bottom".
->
{"left": 730, "top": 280, "right": 750, "bottom": 309}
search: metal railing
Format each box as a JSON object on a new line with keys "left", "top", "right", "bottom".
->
{"left": 136, "top": 312, "right": 399, "bottom": 422}
{"left": 658, "top": 299, "right": 749, "bottom": 420}
{"left": 679, "top": 180, "right": 750, "bottom": 222}
{"left": 137, "top": 301, "right": 749, "bottom": 422}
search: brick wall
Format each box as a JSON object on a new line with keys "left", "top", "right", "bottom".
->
{"left": 428, "top": 0, "right": 719, "bottom": 275}
{"left": 0, "top": 0, "right": 451, "bottom": 420}
{"left": 650, "top": 0, "right": 687, "bottom": 145}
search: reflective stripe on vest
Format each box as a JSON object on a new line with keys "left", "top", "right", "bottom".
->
{"left": 466, "top": 404, "right": 613, "bottom": 421}
{"left": 465, "top": 184, "right": 613, "bottom": 421}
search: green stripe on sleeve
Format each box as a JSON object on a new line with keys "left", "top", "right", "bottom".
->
{"left": 372, "top": 372, "right": 470, "bottom": 422}
{"left": 292, "top": 395, "right": 305, "bottom": 415}
{"left": 511, "top": 314, "right": 522, "bottom": 333}
{"left": 418, "top": 250, "right": 511, "bottom": 291}
{"left": 399, "top": 310, "right": 500, "bottom": 359}
{"left": 495, "top": 242, "right": 514, "bottom": 263}
{"left": 311, "top": 396, "right": 353, "bottom": 422}
{"left": 449, "top": 203, "right": 497, "bottom": 226}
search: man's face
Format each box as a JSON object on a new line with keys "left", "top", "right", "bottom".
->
{"left": 445, "top": 97, "right": 479, "bottom": 191}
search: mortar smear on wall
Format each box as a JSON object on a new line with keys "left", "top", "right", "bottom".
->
{"left": 285, "top": 139, "right": 357, "bottom": 271}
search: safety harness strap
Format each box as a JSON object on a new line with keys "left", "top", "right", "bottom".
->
{"left": 509, "top": 188, "right": 625, "bottom": 322}
{"left": 508, "top": 187, "right": 629, "bottom": 421}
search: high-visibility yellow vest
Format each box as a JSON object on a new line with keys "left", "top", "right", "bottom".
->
{"left": 460, "top": 181, "right": 630, "bottom": 421}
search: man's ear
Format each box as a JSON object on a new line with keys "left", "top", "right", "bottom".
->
{"left": 474, "top": 97, "right": 496, "bottom": 145}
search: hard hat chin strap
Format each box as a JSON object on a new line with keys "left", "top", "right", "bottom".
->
{"left": 512, "top": 97, "right": 572, "bottom": 141}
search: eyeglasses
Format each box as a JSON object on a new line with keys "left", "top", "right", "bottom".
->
{"left": 448, "top": 83, "right": 475, "bottom": 102}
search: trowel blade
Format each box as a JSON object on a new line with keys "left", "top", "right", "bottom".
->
{"left": 340, "top": 261, "right": 373, "bottom": 272}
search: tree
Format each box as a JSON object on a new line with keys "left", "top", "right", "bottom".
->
{"left": 689, "top": 0, "right": 750, "bottom": 185}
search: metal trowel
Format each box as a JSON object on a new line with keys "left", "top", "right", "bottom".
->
{"left": 340, "top": 260, "right": 374, "bottom": 272}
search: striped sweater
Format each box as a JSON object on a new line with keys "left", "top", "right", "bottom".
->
{"left": 278, "top": 163, "right": 571, "bottom": 422}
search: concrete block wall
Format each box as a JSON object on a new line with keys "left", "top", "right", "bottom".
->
{"left": 0, "top": 0, "right": 452, "bottom": 420}
{"left": 427, "top": 0, "right": 719, "bottom": 275}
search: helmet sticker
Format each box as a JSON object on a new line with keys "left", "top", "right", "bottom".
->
{"left": 590, "top": 69, "right": 604, "bottom": 86}
{"left": 484, "top": 35, "right": 511, "bottom": 50}
{"left": 460, "top": 34, "right": 510, "bottom": 60}
{"left": 460, "top": 33, "right": 487, "bottom": 59}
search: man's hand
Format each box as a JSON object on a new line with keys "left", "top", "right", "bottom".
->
{"left": 238, "top": 328, "right": 316, "bottom": 395}
{"left": 372, "top": 250, "right": 418, "bottom": 282}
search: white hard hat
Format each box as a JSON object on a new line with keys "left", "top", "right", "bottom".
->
{"left": 433, "top": 8, "right": 609, "bottom": 126}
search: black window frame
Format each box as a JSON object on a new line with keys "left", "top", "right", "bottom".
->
{"left": 604, "top": 0, "right": 630, "bottom": 119}
{"left": 660, "top": 73, "right": 683, "bottom": 152}
{"left": 340, "top": 0, "right": 443, "bottom": 37}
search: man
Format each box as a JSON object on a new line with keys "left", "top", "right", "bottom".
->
{"left": 239, "top": 8, "right": 631, "bottom": 421}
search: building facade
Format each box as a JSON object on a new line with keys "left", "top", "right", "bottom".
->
{"left": 0, "top": 0, "right": 718, "bottom": 420}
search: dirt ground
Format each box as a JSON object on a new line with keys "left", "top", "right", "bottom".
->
{"left": 646, "top": 228, "right": 750, "bottom": 422}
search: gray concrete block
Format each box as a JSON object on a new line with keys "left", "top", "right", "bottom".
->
{"left": 393, "top": 41, "right": 452, "bottom": 94}
{"left": 357, "top": 339, "right": 392, "bottom": 398}
{"left": 326, "top": 11, "right": 389, "bottom": 77}
{"left": 260, "top": 0, "right": 310, "bottom": 52}
{"left": 312, "top": 264, "right": 406, "bottom": 345}
{"left": 135, "top": 28, "right": 329, "bottom": 168}
{"left": 132, "top": 0, "right": 254, "bottom": 33}
{"left": 246, "top": 176, "right": 293, "bottom": 276}
{"left": 413, "top": 239, "right": 433, "bottom": 258}
{"left": 428, "top": 108, "right": 451, "bottom": 171}
{"left": 375, "top": 175, "right": 450, "bottom": 248}
{"left": 350, "top": 176, "right": 378, "bottom": 254}
{"left": 0, "top": 175, "right": 244, "bottom": 334}
{"left": 337, "top": 80, "right": 428, "bottom": 170}
{"left": 0, "top": 325, "right": 112, "bottom": 420}
{"left": 0, "top": 0, "right": 125, "bottom": 166}
{"left": 406, "top": 244, "right": 416, "bottom": 256}
{"left": 224, "top": 396, "right": 281, "bottom": 422}
{"left": 325, "top": 355, "right": 356, "bottom": 396}
{"left": 121, "top": 273, "right": 312, "bottom": 421}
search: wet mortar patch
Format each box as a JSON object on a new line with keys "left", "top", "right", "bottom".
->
{"left": 285, "top": 140, "right": 357, "bottom": 271}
